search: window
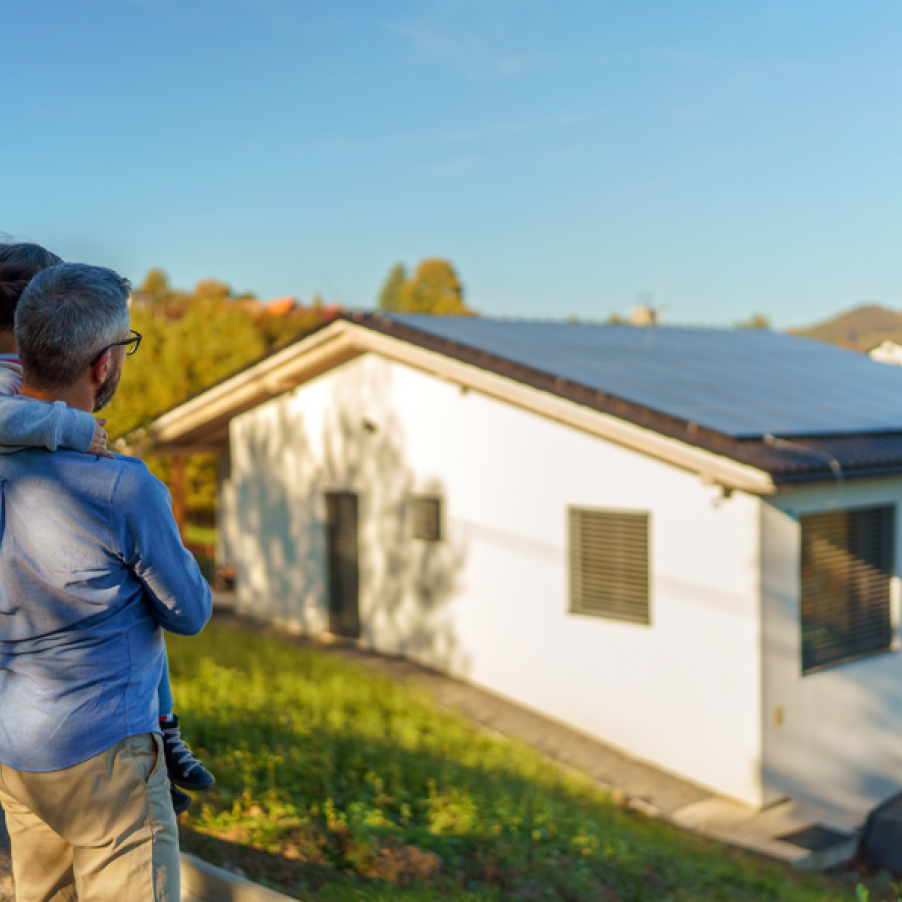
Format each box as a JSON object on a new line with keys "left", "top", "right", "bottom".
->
{"left": 413, "top": 496, "right": 443, "bottom": 541}
{"left": 569, "top": 508, "right": 650, "bottom": 624}
{"left": 800, "top": 505, "right": 895, "bottom": 674}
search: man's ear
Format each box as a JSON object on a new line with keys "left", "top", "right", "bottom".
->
{"left": 90, "top": 349, "right": 112, "bottom": 386}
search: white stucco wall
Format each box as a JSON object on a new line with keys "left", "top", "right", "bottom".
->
{"left": 224, "top": 354, "right": 765, "bottom": 804}
{"left": 762, "top": 479, "right": 902, "bottom": 821}
{"left": 216, "top": 451, "right": 236, "bottom": 566}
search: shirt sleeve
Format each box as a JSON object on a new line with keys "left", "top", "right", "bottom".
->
{"left": 0, "top": 361, "right": 96, "bottom": 455}
{"left": 113, "top": 460, "right": 212, "bottom": 636}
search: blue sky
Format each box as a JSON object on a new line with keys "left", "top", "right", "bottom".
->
{"left": 5, "top": 1, "right": 902, "bottom": 327}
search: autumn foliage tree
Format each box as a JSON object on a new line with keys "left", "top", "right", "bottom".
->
{"left": 377, "top": 258, "right": 474, "bottom": 316}
{"left": 110, "top": 270, "right": 337, "bottom": 518}
{"left": 377, "top": 264, "right": 406, "bottom": 312}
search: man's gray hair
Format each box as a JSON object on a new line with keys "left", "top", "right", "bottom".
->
{"left": 16, "top": 263, "right": 131, "bottom": 391}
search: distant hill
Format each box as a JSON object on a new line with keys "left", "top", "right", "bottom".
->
{"left": 791, "top": 304, "right": 902, "bottom": 351}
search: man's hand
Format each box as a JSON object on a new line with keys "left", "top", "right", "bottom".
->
{"left": 88, "top": 419, "right": 114, "bottom": 459}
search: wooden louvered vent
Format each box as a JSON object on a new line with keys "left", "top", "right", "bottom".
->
{"left": 569, "top": 509, "right": 650, "bottom": 624}
{"left": 801, "top": 506, "right": 895, "bottom": 674}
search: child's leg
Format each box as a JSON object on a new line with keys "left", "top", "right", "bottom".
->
{"left": 156, "top": 642, "right": 192, "bottom": 813}
{"left": 158, "top": 637, "right": 215, "bottom": 792}
{"left": 157, "top": 641, "right": 174, "bottom": 719}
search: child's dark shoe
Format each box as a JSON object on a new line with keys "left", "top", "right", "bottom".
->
{"left": 160, "top": 714, "right": 215, "bottom": 790}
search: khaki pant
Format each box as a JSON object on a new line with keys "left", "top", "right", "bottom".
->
{"left": 0, "top": 733, "right": 179, "bottom": 901}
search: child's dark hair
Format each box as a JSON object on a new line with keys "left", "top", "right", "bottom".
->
{"left": 0, "top": 243, "right": 64, "bottom": 332}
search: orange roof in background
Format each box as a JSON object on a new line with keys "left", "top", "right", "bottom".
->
{"left": 238, "top": 296, "right": 343, "bottom": 318}
{"left": 266, "top": 296, "right": 298, "bottom": 316}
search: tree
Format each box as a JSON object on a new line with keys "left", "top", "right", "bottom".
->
{"left": 735, "top": 314, "right": 771, "bottom": 330}
{"left": 109, "top": 270, "right": 337, "bottom": 518}
{"left": 377, "top": 264, "right": 407, "bottom": 312}
{"left": 141, "top": 268, "right": 170, "bottom": 301}
{"left": 192, "top": 279, "right": 231, "bottom": 305}
{"left": 396, "top": 258, "right": 473, "bottom": 315}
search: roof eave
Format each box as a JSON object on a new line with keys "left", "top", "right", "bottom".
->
{"left": 774, "top": 464, "right": 902, "bottom": 486}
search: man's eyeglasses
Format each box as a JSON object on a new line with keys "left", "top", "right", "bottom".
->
{"left": 90, "top": 330, "right": 143, "bottom": 366}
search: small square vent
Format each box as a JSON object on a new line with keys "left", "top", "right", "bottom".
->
{"left": 413, "top": 496, "right": 442, "bottom": 542}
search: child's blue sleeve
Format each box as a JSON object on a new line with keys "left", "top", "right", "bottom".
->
{"left": 0, "top": 361, "right": 96, "bottom": 455}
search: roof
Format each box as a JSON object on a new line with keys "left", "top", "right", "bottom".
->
{"left": 389, "top": 315, "right": 902, "bottom": 438}
{"left": 266, "top": 297, "right": 298, "bottom": 315}
{"left": 144, "top": 313, "right": 902, "bottom": 491}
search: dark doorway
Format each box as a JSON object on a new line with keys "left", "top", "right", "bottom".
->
{"left": 325, "top": 491, "right": 360, "bottom": 638}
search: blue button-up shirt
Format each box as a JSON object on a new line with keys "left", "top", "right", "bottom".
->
{"left": 0, "top": 447, "right": 211, "bottom": 772}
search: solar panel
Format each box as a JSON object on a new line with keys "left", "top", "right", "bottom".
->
{"left": 388, "top": 315, "right": 902, "bottom": 438}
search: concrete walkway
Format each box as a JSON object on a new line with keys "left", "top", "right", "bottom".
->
{"left": 334, "top": 640, "right": 712, "bottom": 816}
{"left": 0, "top": 778, "right": 292, "bottom": 901}
{"left": 215, "top": 608, "right": 860, "bottom": 871}
{"left": 212, "top": 610, "right": 707, "bottom": 817}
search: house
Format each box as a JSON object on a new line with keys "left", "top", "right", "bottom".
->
{"left": 870, "top": 340, "right": 902, "bottom": 366}
{"left": 146, "top": 313, "right": 902, "bottom": 822}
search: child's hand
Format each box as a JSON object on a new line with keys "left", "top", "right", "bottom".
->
{"left": 88, "top": 419, "right": 114, "bottom": 459}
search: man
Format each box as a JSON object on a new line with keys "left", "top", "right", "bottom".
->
{"left": 0, "top": 263, "right": 211, "bottom": 899}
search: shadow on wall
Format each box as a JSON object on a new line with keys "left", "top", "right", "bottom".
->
{"left": 234, "top": 358, "right": 469, "bottom": 675}
{"left": 235, "top": 402, "right": 327, "bottom": 632}
{"left": 322, "top": 361, "right": 469, "bottom": 676}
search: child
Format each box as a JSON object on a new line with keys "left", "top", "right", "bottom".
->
{"left": 0, "top": 243, "right": 214, "bottom": 816}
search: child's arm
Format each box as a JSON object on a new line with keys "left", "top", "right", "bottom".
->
{"left": 0, "top": 360, "right": 110, "bottom": 457}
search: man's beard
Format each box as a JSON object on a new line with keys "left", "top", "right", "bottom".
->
{"left": 93, "top": 362, "right": 123, "bottom": 413}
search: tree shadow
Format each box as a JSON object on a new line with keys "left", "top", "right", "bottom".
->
{"left": 233, "top": 402, "right": 327, "bottom": 634}
{"left": 229, "top": 357, "right": 469, "bottom": 675}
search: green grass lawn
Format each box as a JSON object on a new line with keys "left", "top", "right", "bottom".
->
{"left": 169, "top": 624, "right": 873, "bottom": 901}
